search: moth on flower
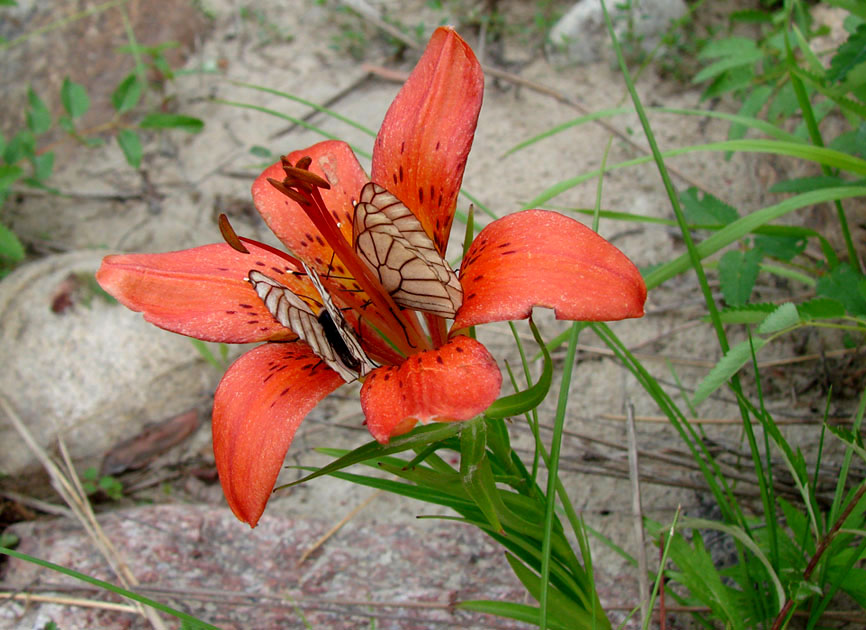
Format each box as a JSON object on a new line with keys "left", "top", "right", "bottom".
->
{"left": 96, "top": 26, "right": 646, "bottom": 527}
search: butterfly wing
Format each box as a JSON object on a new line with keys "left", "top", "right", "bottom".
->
{"left": 301, "top": 262, "right": 378, "bottom": 379}
{"left": 247, "top": 269, "right": 367, "bottom": 382}
{"left": 353, "top": 182, "right": 463, "bottom": 317}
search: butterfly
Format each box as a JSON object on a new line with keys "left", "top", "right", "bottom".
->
{"left": 353, "top": 182, "right": 463, "bottom": 318}
{"left": 247, "top": 262, "right": 377, "bottom": 383}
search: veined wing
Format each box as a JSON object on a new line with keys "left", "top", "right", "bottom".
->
{"left": 247, "top": 268, "right": 375, "bottom": 382}
{"left": 353, "top": 182, "right": 463, "bottom": 317}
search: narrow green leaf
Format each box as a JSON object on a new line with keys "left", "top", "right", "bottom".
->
{"left": 729, "top": 86, "right": 772, "bottom": 142}
{"left": 756, "top": 302, "right": 800, "bottom": 334}
{"left": 698, "top": 36, "right": 759, "bottom": 60}
{"left": 117, "top": 129, "right": 142, "bottom": 168}
{"left": 457, "top": 601, "right": 574, "bottom": 630}
{"left": 719, "top": 248, "right": 761, "bottom": 306}
{"left": 60, "top": 78, "right": 90, "bottom": 118}
{"left": 693, "top": 49, "right": 763, "bottom": 84}
{"left": 769, "top": 175, "right": 855, "bottom": 193}
{"left": 713, "top": 303, "right": 776, "bottom": 325}
{"left": 139, "top": 113, "right": 204, "bottom": 134}
{"left": 26, "top": 87, "right": 51, "bottom": 135}
{"left": 111, "top": 74, "right": 143, "bottom": 113}
{"left": 460, "top": 420, "right": 503, "bottom": 533}
{"left": 0, "top": 221, "right": 25, "bottom": 264}
{"left": 484, "top": 319, "right": 552, "bottom": 419}
{"left": 692, "top": 337, "right": 768, "bottom": 406}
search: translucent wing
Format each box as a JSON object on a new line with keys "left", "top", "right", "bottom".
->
{"left": 247, "top": 268, "right": 375, "bottom": 382}
{"left": 353, "top": 182, "right": 463, "bottom": 317}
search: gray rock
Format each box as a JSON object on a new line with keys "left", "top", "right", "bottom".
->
{"left": 1, "top": 504, "right": 528, "bottom": 629}
{"left": 0, "top": 251, "right": 220, "bottom": 481}
{"left": 547, "top": 0, "right": 688, "bottom": 65}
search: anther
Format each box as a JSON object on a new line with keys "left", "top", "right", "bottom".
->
{"left": 294, "top": 156, "right": 313, "bottom": 170}
{"left": 282, "top": 166, "right": 331, "bottom": 190}
{"left": 218, "top": 214, "right": 250, "bottom": 254}
{"left": 268, "top": 178, "right": 313, "bottom": 206}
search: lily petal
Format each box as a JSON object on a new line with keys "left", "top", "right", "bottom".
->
{"left": 453, "top": 210, "right": 647, "bottom": 329}
{"left": 212, "top": 343, "right": 344, "bottom": 527}
{"left": 96, "top": 243, "right": 314, "bottom": 343}
{"left": 360, "top": 335, "right": 501, "bottom": 444}
{"left": 252, "top": 140, "right": 369, "bottom": 273}
{"left": 371, "top": 26, "right": 484, "bottom": 253}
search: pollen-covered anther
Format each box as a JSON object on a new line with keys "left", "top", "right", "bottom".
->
{"left": 267, "top": 178, "right": 312, "bottom": 206}
{"left": 282, "top": 166, "right": 331, "bottom": 191}
{"left": 294, "top": 156, "right": 313, "bottom": 170}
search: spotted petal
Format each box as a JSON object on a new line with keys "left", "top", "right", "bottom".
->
{"left": 371, "top": 26, "right": 484, "bottom": 254}
{"left": 360, "top": 335, "right": 501, "bottom": 443}
{"left": 212, "top": 343, "right": 344, "bottom": 527}
{"left": 96, "top": 243, "right": 315, "bottom": 343}
{"left": 454, "top": 210, "right": 647, "bottom": 329}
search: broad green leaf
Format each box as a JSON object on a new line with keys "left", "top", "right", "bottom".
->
{"left": 701, "top": 66, "right": 754, "bottom": 100}
{"left": 0, "top": 0, "right": 18, "bottom": 6}
{"left": 754, "top": 233, "right": 806, "bottom": 261}
{"left": 111, "top": 74, "right": 143, "bottom": 113}
{"left": 60, "top": 78, "right": 90, "bottom": 119}
{"left": 139, "top": 113, "right": 204, "bottom": 134}
{"left": 719, "top": 248, "right": 761, "bottom": 306}
{"left": 4, "top": 130, "right": 35, "bottom": 164}
{"left": 117, "top": 129, "right": 142, "bottom": 168}
{"left": 0, "top": 164, "right": 22, "bottom": 190}
{"left": 693, "top": 337, "right": 768, "bottom": 405}
{"left": 26, "top": 87, "right": 51, "bottom": 134}
{"left": 827, "top": 24, "right": 866, "bottom": 83}
{"left": 825, "top": 0, "right": 866, "bottom": 21}
{"left": 680, "top": 187, "right": 739, "bottom": 225}
{"left": 0, "top": 221, "right": 25, "bottom": 264}
{"left": 756, "top": 302, "right": 800, "bottom": 334}
{"left": 768, "top": 82, "right": 799, "bottom": 122}
{"left": 797, "top": 297, "right": 846, "bottom": 320}
{"left": 32, "top": 151, "right": 54, "bottom": 182}
{"left": 729, "top": 9, "right": 772, "bottom": 24}
{"left": 816, "top": 264, "right": 866, "bottom": 316}
{"left": 249, "top": 145, "right": 272, "bottom": 158}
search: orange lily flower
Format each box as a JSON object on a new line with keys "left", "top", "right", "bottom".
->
{"left": 96, "top": 27, "right": 646, "bottom": 527}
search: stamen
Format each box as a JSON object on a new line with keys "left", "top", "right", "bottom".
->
{"left": 294, "top": 156, "right": 313, "bottom": 170}
{"left": 218, "top": 214, "right": 250, "bottom": 254}
{"left": 267, "top": 178, "right": 311, "bottom": 206}
{"left": 282, "top": 166, "right": 331, "bottom": 190}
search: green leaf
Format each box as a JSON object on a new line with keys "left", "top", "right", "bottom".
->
{"left": 485, "top": 319, "right": 552, "bottom": 419}
{"left": 826, "top": 0, "right": 866, "bottom": 21}
{"left": 816, "top": 264, "right": 866, "bottom": 316}
{"left": 729, "top": 86, "right": 772, "bottom": 142}
{"left": 756, "top": 302, "right": 800, "bottom": 334}
{"left": 754, "top": 233, "right": 806, "bottom": 261}
{"left": 457, "top": 601, "right": 574, "bottom": 630}
{"left": 111, "top": 74, "right": 143, "bottom": 113}
{"left": 797, "top": 297, "right": 846, "bottom": 321}
{"left": 26, "top": 87, "right": 51, "bottom": 135}
{"left": 699, "top": 37, "right": 759, "bottom": 60}
{"left": 60, "top": 78, "right": 90, "bottom": 119}
{"left": 693, "top": 337, "right": 768, "bottom": 406}
{"left": 714, "top": 303, "right": 777, "bottom": 325}
{"left": 0, "top": 164, "right": 22, "bottom": 191}
{"left": 4, "top": 130, "right": 35, "bottom": 164}
{"left": 729, "top": 9, "right": 772, "bottom": 24}
{"left": 139, "top": 113, "right": 204, "bottom": 134}
{"left": 693, "top": 48, "right": 763, "bottom": 84}
{"left": 31, "top": 151, "right": 54, "bottom": 182}
{"left": 828, "top": 24, "right": 866, "bottom": 83}
{"left": 117, "top": 129, "right": 142, "bottom": 168}
{"left": 719, "top": 248, "right": 761, "bottom": 306}
{"left": 0, "top": 0, "right": 19, "bottom": 6}
{"left": 680, "top": 187, "right": 739, "bottom": 225}
{"left": 0, "top": 221, "right": 25, "bottom": 265}
{"left": 459, "top": 420, "right": 503, "bottom": 533}
{"left": 769, "top": 175, "right": 855, "bottom": 193}
{"left": 249, "top": 145, "right": 272, "bottom": 158}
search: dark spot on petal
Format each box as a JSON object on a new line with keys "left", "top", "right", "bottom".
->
{"left": 455, "top": 345, "right": 464, "bottom": 352}
{"left": 247, "top": 320, "right": 259, "bottom": 324}
{"left": 466, "top": 292, "right": 476, "bottom": 300}
{"left": 400, "top": 141, "right": 405, "bottom": 154}
{"left": 383, "top": 373, "right": 390, "bottom": 381}
{"left": 435, "top": 141, "right": 440, "bottom": 151}
{"left": 271, "top": 267, "right": 283, "bottom": 274}
{"left": 436, "top": 356, "right": 444, "bottom": 365}
{"left": 316, "top": 236, "right": 325, "bottom": 246}
{"left": 255, "top": 261, "right": 266, "bottom": 267}
{"left": 392, "top": 173, "right": 398, "bottom": 185}
{"left": 280, "top": 387, "right": 291, "bottom": 396}
{"left": 239, "top": 304, "right": 254, "bottom": 309}
{"left": 473, "top": 275, "right": 484, "bottom": 282}
{"left": 502, "top": 250, "right": 517, "bottom": 255}
{"left": 497, "top": 242, "right": 511, "bottom": 248}
{"left": 418, "top": 187, "right": 424, "bottom": 203}
{"left": 225, "top": 310, "right": 236, "bottom": 314}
